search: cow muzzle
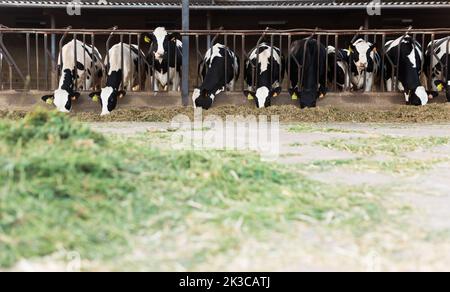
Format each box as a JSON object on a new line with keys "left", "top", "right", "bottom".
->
{"left": 154, "top": 51, "right": 165, "bottom": 59}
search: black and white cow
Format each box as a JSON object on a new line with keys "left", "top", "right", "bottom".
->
{"left": 89, "top": 43, "right": 147, "bottom": 116}
{"left": 327, "top": 39, "right": 380, "bottom": 91}
{"left": 145, "top": 27, "right": 182, "bottom": 92}
{"left": 244, "top": 43, "right": 285, "bottom": 108}
{"left": 384, "top": 35, "right": 430, "bottom": 106}
{"left": 192, "top": 43, "right": 240, "bottom": 109}
{"left": 327, "top": 45, "right": 350, "bottom": 90}
{"left": 41, "top": 39, "right": 103, "bottom": 112}
{"left": 288, "top": 38, "right": 327, "bottom": 108}
{"left": 424, "top": 37, "right": 450, "bottom": 102}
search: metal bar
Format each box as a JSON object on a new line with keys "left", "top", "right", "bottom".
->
{"left": 288, "top": 34, "right": 291, "bottom": 90}
{"left": 381, "top": 34, "right": 386, "bottom": 92}
{"left": 429, "top": 33, "right": 435, "bottom": 90}
{"left": 181, "top": 0, "right": 190, "bottom": 106}
{"left": 129, "top": 34, "right": 133, "bottom": 91}
{"left": 26, "top": 33, "right": 31, "bottom": 89}
{"left": 270, "top": 34, "right": 274, "bottom": 87}
{"left": 73, "top": 33, "right": 78, "bottom": 90}
{"left": 334, "top": 35, "right": 338, "bottom": 91}
{"left": 195, "top": 34, "right": 200, "bottom": 87}
{"left": 224, "top": 34, "right": 228, "bottom": 91}
{"left": 83, "top": 33, "right": 87, "bottom": 90}
{"left": 233, "top": 34, "right": 236, "bottom": 91}
{"left": 44, "top": 33, "right": 49, "bottom": 90}
{"left": 325, "top": 34, "right": 329, "bottom": 91}
{"left": 35, "top": 33, "right": 39, "bottom": 90}
{"left": 241, "top": 34, "right": 246, "bottom": 91}
{"left": 137, "top": 33, "right": 142, "bottom": 90}
{"left": 120, "top": 34, "right": 124, "bottom": 90}
{"left": 446, "top": 37, "right": 449, "bottom": 86}
{"left": 279, "top": 34, "right": 283, "bottom": 89}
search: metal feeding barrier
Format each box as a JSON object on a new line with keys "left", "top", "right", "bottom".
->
{"left": 1, "top": 26, "right": 450, "bottom": 103}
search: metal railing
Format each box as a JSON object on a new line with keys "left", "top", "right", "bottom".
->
{"left": 1, "top": 26, "right": 450, "bottom": 101}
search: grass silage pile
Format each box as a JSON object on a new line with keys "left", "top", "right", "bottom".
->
{"left": 0, "top": 109, "right": 398, "bottom": 270}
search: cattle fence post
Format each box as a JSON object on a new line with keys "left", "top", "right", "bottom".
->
{"left": 181, "top": 0, "right": 190, "bottom": 106}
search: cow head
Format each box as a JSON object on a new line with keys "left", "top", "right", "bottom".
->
{"left": 289, "top": 85, "right": 327, "bottom": 109}
{"left": 406, "top": 86, "right": 430, "bottom": 106}
{"left": 89, "top": 87, "right": 126, "bottom": 116}
{"left": 434, "top": 80, "right": 450, "bottom": 102}
{"left": 145, "top": 27, "right": 181, "bottom": 62}
{"left": 192, "top": 88, "right": 214, "bottom": 110}
{"left": 244, "top": 86, "right": 281, "bottom": 108}
{"left": 349, "top": 39, "right": 377, "bottom": 73}
{"left": 41, "top": 89, "right": 80, "bottom": 113}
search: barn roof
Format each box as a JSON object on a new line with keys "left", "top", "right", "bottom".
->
{"left": 0, "top": 0, "right": 449, "bottom": 9}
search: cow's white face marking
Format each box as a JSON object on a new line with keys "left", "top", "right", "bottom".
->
{"left": 205, "top": 44, "right": 224, "bottom": 68}
{"left": 353, "top": 39, "right": 371, "bottom": 70}
{"left": 53, "top": 89, "right": 70, "bottom": 113}
{"left": 249, "top": 45, "right": 281, "bottom": 74}
{"left": 100, "top": 86, "right": 113, "bottom": 115}
{"left": 153, "top": 27, "right": 168, "bottom": 61}
{"left": 407, "top": 47, "right": 417, "bottom": 68}
{"left": 192, "top": 88, "right": 201, "bottom": 108}
{"left": 256, "top": 86, "right": 270, "bottom": 108}
{"left": 415, "top": 86, "right": 429, "bottom": 105}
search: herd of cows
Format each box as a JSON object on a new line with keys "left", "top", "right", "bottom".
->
{"left": 40, "top": 27, "right": 450, "bottom": 115}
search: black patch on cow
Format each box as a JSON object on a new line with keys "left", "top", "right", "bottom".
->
{"left": 385, "top": 36, "right": 424, "bottom": 106}
{"left": 244, "top": 43, "right": 285, "bottom": 108}
{"left": 76, "top": 61, "right": 85, "bottom": 71}
{"left": 106, "top": 69, "right": 123, "bottom": 89}
{"left": 61, "top": 69, "right": 74, "bottom": 92}
{"left": 195, "top": 45, "right": 240, "bottom": 110}
{"left": 146, "top": 36, "right": 182, "bottom": 74}
{"left": 327, "top": 49, "right": 347, "bottom": 90}
{"left": 289, "top": 38, "right": 327, "bottom": 108}
{"left": 194, "top": 92, "right": 214, "bottom": 110}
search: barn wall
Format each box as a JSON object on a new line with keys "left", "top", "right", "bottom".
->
{"left": 1, "top": 7, "right": 450, "bottom": 91}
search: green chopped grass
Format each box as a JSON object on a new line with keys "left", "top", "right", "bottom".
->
{"left": 0, "top": 109, "right": 401, "bottom": 269}
{"left": 301, "top": 157, "right": 448, "bottom": 174}
{"left": 318, "top": 136, "right": 450, "bottom": 156}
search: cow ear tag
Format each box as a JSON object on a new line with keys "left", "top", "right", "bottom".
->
{"left": 92, "top": 95, "right": 99, "bottom": 102}
{"left": 348, "top": 47, "right": 353, "bottom": 56}
{"left": 46, "top": 98, "right": 54, "bottom": 105}
{"left": 437, "top": 83, "right": 444, "bottom": 92}
{"left": 247, "top": 93, "right": 254, "bottom": 100}
{"left": 144, "top": 36, "right": 151, "bottom": 43}
{"left": 291, "top": 93, "right": 298, "bottom": 100}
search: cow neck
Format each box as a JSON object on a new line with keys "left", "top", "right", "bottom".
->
{"left": 106, "top": 70, "right": 123, "bottom": 90}
{"left": 60, "top": 69, "right": 75, "bottom": 94}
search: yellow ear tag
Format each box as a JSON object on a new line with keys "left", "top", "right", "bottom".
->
{"left": 144, "top": 36, "right": 151, "bottom": 43}
{"left": 46, "top": 98, "right": 54, "bottom": 105}
{"left": 437, "top": 83, "right": 444, "bottom": 92}
{"left": 347, "top": 47, "right": 353, "bottom": 56}
{"left": 247, "top": 94, "right": 254, "bottom": 100}
{"left": 291, "top": 93, "right": 298, "bottom": 100}
{"left": 92, "top": 95, "right": 99, "bottom": 102}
